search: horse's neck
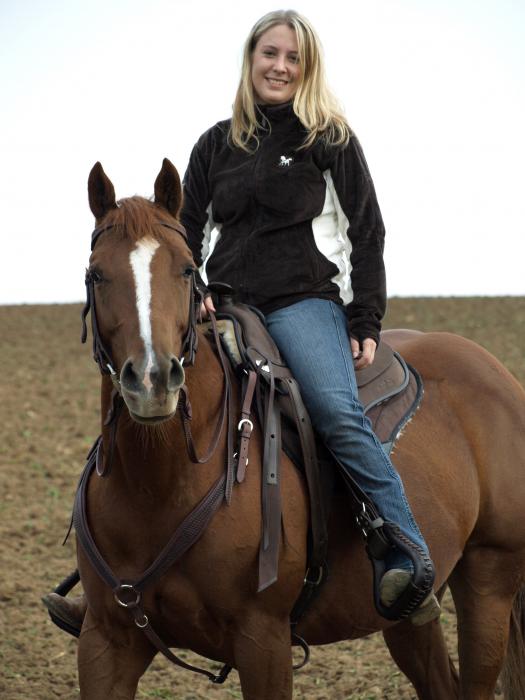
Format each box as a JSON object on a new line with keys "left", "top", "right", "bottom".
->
{"left": 99, "top": 333, "right": 226, "bottom": 502}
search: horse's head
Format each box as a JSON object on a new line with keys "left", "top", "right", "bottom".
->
{"left": 83, "top": 159, "right": 200, "bottom": 424}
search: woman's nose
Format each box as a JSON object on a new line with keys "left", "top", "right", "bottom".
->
{"left": 273, "top": 54, "right": 286, "bottom": 72}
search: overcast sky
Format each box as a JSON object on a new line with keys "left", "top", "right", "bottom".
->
{"left": 1, "top": 0, "right": 524, "bottom": 304}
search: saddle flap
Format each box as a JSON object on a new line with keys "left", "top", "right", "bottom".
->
{"left": 356, "top": 342, "right": 407, "bottom": 411}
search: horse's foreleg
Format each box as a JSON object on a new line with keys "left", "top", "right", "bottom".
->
{"left": 382, "top": 595, "right": 459, "bottom": 700}
{"left": 233, "top": 616, "right": 293, "bottom": 700}
{"left": 78, "top": 608, "right": 155, "bottom": 699}
{"left": 449, "top": 546, "right": 523, "bottom": 700}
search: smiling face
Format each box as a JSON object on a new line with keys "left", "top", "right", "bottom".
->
{"left": 251, "top": 24, "right": 301, "bottom": 105}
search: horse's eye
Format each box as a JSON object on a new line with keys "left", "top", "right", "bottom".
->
{"left": 88, "top": 268, "right": 104, "bottom": 284}
{"left": 183, "top": 266, "right": 195, "bottom": 279}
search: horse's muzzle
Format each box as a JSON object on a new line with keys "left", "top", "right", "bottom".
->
{"left": 119, "top": 354, "right": 185, "bottom": 422}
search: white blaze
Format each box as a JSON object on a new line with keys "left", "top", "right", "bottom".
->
{"left": 129, "top": 237, "right": 160, "bottom": 385}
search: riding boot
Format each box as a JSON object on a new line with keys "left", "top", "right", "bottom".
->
{"left": 379, "top": 569, "right": 441, "bottom": 625}
{"left": 42, "top": 592, "right": 86, "bottom": 635}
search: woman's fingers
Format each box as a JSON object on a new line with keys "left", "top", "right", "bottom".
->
{"left": 353, "top": 338, "right": 377, "bottom": 369}
{"left": 350, "top": 337, "right": 361, "bottom": 359}
{"left": 200, "top": 295, "right": 216, "bottom": 319}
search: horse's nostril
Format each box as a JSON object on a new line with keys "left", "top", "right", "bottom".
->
{"left": 121, "top": 359, "right": 142, "bottom": 393}
{"left": 168, "top": 357, "right": 185, "bottom": 391}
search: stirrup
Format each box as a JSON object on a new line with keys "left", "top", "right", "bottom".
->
{"left": 336, "top": 457, "right": 435, "bottom": 622}
{"left": 367, "top": 522, "right": 435, "bottom": 621}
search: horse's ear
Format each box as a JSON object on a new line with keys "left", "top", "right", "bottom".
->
{"left": 154, "top": 158, "right": 182, "bottom": 218}
{"left": 88, "top": 162, "right": 117, "bottom": 219}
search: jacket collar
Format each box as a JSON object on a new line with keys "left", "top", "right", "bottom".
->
{"left": 256, "top": 101, "right": 295, "bottom": 127}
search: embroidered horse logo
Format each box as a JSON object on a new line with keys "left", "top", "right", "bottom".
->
{"left": 279, "top": 155, "right": 293, "bottom": 167}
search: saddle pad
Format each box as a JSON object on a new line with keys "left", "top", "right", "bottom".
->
{"left": 367, "top": 365, "right": 423, "bottom": 455}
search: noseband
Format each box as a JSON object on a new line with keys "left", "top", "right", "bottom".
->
{"left": 81, "top": 219, "right": 202, "bottom": 391}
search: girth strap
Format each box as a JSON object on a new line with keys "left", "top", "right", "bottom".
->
{"left": 258, "top": 358, "right": 282, "bottom": 592}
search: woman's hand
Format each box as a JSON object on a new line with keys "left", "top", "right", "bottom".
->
{"left": 200, "top": 295, "right": 216, "bottom": 319}
{"left": 351, "top": 337, "right": 377, "bottom": 369}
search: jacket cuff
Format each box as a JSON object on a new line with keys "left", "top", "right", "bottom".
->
{"left": 347, "top": 316, "right": 381, "bottom": 347}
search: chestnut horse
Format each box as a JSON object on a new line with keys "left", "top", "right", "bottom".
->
{"left": 76, "top": 158, "right": 525, "bottom": 699}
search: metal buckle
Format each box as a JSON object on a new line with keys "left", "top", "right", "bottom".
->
{"left": 356, "top": 502, "right": 370, "bottom": 538}
{"left": 304, "top": 566, "right": 323, "bottom": 586}
{"left": 134, "top": 613, "right": 149, "bottom": 628}
{"left": 114, "top": 584, "right": 141, "bottom": 608}
{"left": 238, "top": 418, "right": 254, "bottom": 432}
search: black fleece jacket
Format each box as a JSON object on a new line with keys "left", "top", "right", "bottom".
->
{"left": 181, "top": 102, "right": 386, "bottom": 344}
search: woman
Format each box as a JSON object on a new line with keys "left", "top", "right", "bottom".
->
{"left": 181, "top": 9, "right": 439, "bottom": 623}
{"left": 43, "top": 9, "right": 438, "bottom": 629}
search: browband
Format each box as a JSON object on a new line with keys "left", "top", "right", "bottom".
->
{"left": 90, "top": 220, "right": 188, "bottom": 251}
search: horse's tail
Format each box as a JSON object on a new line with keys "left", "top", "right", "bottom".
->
{"left": 501, "top": 586, "right": 525, "bottom": 699}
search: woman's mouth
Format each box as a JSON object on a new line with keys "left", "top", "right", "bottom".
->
{"left": 266, "top": 77, "right": 288, "bottom": 87}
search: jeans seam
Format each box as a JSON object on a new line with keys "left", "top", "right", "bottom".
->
{"left": 329, "top": 302, "right": 356, "bottom": 398}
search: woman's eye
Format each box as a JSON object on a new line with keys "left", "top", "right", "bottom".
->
{"left": 263, "top": 51, "right": 275, "bottom": 57}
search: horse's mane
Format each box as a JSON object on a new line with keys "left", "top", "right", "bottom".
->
{"left": 101, "top": 196, "right": 179, "bottom": 245}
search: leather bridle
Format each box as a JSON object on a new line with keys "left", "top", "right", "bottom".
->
{"left": 81, "top": 219, "right": 202, "bottom": 393}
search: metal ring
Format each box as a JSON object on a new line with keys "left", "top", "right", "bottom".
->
{"left": 134, "top": 614, "right": 149, "bottom": 629}
{"left": 238, "top": 418, "right": 254, "bottom": 431}
{"left": 304, "top": 566, "right": 324, "bottom": 586}
{"left": 113, "top": 584, "right": 141, "bottom": 609}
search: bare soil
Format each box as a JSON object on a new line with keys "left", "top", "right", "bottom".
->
{"left": 1, "top": 297, "right": 523, "bottom": 699}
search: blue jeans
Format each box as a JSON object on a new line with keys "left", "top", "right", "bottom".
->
{"left": 265, "top": 298, "right": 429, "bottom": 570}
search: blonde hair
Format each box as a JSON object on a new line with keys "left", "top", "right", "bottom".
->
{"left": 230, "top": 10, "right": 351, "bottom": 152}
